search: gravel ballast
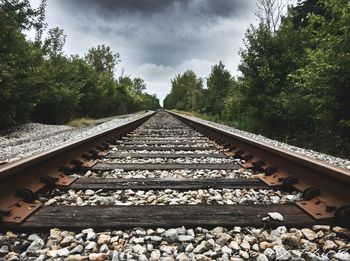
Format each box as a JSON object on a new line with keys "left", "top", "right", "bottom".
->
{"left": 177, "top": 113, "right": 350, "bottom": 170}
{"left": 0, "top": 112, "right": 153, "bottom": 164}
{"left": 101, "top": 157, "right": 236, "bottom": 164}
{"left": 1, "top": 226, "right": 349, "bottom": 260}
{"left": 40, "top": 188, "right": 302, "bottom": 206}
{"left": 75, "top": 169, "right": 255, "bottom": 179}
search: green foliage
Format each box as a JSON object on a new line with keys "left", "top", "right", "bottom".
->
{"left": 163, "top": 70, "right": 203, "bottom": 112}
{"left": 85, "top": 44, "right": 120, "bottom": 74}
{"left": 42, "top": 27, "right": 66, "bottom": 57}
{"left": 164, "top": 0, "right": 350, "bottom": 157}
{"left": 204, "top": 61, "right": 234, "bottom": 117}
{"left": 232, "top": 0, "right": 350, "bottom": 156}
{"left": 0, "top": 0, "right": 160, "bottom": 129}
{"left": 0, "top": 0, "right": 42, "bottom": 128}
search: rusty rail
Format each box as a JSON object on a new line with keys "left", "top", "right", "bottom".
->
{"left": 167, "top": 110, "right": 350, "bottom": 227}
{"left": 0, "top": 112, "right": 155, "bottom": 224}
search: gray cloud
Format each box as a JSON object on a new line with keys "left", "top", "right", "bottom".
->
{"left": 29, "top": 0, "right": 261, "bottom": 103}
{"left": 55, "top": 0, "right": 250, "bottom": 18}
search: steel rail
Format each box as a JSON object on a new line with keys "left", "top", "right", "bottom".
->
{"left": 167, "top": 110, "right": 350, "bottom": 226}
{"left": 0, "top": 112, "right": 155, "bottom": 223}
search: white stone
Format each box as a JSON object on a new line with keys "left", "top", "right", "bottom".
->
{"left": 85, "top": 190, "right": 95, "bottom": 196}
{"left": 150, "top": 250, "right": 161, "bottom": 261}
{"left": 132, "top": 244, "right": 147, "bottom": 255}
{"left": 268, "top": 212, "right": 284, "bottom": 221}
{"left": 221, "top": 246, "right": 232, "bottom": 255}
{"left": 301, "top": 228, "right": 317, "bottom": 241}
{"left": 334, "top": 252, "right": 350, "bottom": 261}
{"left": 57, "top": 247, "right": 70, "bottom": 257}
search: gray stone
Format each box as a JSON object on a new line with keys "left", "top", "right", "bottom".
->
{"left": 99, "top": 244, "right": 109, "bottom": 253}
{"left": 177, "top": 226, "right": 187, "bottom": 235}
{"left": 163, "top": 228, "right": 178, "bottom": 242}
{"left": 273, "top": 245, "right": 291, "bottom": 260}
{"left": 149, "top": 235, "right": 163, "bottom": 242}
{"left": 282, "top": 233, "right": 301, "bottom": 247}
{"left": 60, "top": 236, "right": 75, "bottom": 246}
{"left": 212, "top": 227, "right": 225, "bottom": 236}
{"left": 0, "top": 245, "right": 9, "bottom": 254}
{"left": 178, "top": 235, "right": 194, "bottom": 242}
{"left": 26, "top": 238, "right": 44, "bottom": 252}
{"left": 263, "top": 248, "right": 275, "bottom": 259}
{"left": 28, "top": 234, "right": 41, "bottom": 242}
{"left": 111, "top": 250, "right": 119, "bottom": 261}
{"left": 70, "top": 244, "right": 84, "bottom": 254}
{"left": 193, "top": 241, "right": 211, "bottom": 254}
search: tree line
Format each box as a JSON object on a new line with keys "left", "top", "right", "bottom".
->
{"left": 0, "top": 0, "right": 160, "bottom": 129}
{"left": 164, "top": 0, "right": 350, "bottom": 157}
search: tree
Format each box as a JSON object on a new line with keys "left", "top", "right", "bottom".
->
{"left": 0, "top": 0, "right": 42, "bottom": 128}
{"left": 164, "top": 70, "right": 203, "bottom": 112}
{"left": 205, "top": 61, "right": 234, "bottom": 117}
{"left": 33, "top": 0, "right": 47, "bottom": 46}
{"left": 42, "top": 27, "right": 66, "bottom": 57}
{"left": 289, "top": 0, "right": 350, "bottom": 155}
{"left": 132, "top": 77, "right": 146, "bottom": 94}
{"left": 255, "top": 0, "right": 286, "bottom": 33}
{"left": 85, "top": 44, "right": 120, "bottom": 74}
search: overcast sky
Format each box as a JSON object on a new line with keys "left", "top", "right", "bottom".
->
{"left": 28, "top": 0, "right": 284, "bottom": 103}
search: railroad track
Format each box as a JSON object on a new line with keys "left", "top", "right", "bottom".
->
{"left": 0, "top": 110, "right": 349, "bottom": 260}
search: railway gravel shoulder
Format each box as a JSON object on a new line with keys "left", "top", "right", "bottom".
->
{"left": 0, "top": 111, "right": 154, "bottom": 165}
{"left": 174, "top": 112, "right": 350, "bottom": 170}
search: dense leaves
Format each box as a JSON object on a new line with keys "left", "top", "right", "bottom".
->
{"left": 0, "top": 0, "right": 160, "bottom": 129}
{"left": 164, "top": 0, "right": 350, "bottom": 157}
{"left": 163, "top": 70, "right": 203, "bottom": 112}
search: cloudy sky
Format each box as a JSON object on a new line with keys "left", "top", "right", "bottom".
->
{"left": 28, "top": 0, "right": 274, "bottom": 103}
